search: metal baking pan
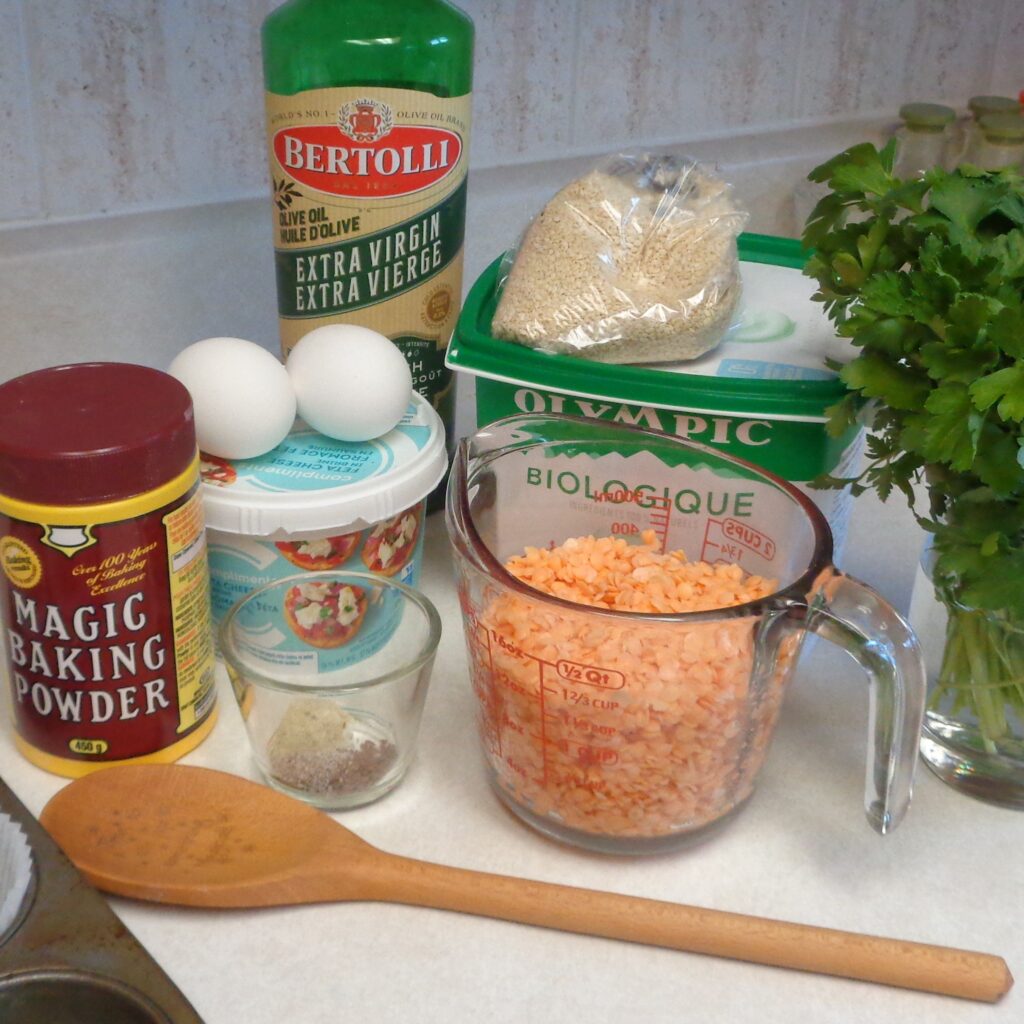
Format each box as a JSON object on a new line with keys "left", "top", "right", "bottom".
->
{"left": 0, "top": 774, "right": 204, "bottom": 1023}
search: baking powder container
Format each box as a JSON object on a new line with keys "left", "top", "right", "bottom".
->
{"left": 201, "top": 393, "right": 446, "bottom": 627}
{"left": 0, "top": 363, "right": 218, "bottom": 777}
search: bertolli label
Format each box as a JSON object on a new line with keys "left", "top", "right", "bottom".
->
{"left": 265, "top": 86, "right": 471, "bottom": 430}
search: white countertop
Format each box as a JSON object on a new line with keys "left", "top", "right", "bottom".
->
{"left": 1, "top": 506, "right": 1021, "bottom": 1023}
{"left": 0, "top": 181, "right": 1021, "bottom": 1022}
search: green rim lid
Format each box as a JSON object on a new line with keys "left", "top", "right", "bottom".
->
{"left": 980, "top": 112, "right": 1024, "bottom": 143}
{"left": 969, "top": 95, "right": 1020, "bottom": 119}
{"left": 899, "top": 102, "right": 956, "bottom": 130}
{"left": 448, "top": 234, "right": 852, "bottom": 420}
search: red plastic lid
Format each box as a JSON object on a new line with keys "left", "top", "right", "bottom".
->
{"left": 0, "top": 362, "right": 197, "bottom": 506}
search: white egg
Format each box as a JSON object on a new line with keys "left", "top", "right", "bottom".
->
{"left": 287, "top": 324, "right": 413, "bottom": 442}
{"left": 169, "top": 337, "right": 296, "bottom": 459}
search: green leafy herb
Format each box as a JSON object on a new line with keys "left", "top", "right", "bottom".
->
{"left": 804, "top": 148, "right": 1024, "bottom": 746}
{"left": 804, "top": 148, "right": 1024, "bottom": 615}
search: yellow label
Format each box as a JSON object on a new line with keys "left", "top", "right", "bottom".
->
{"left": 162, "top": 491, "right": 216, "bottom": 733}
{"left": 15, "top": 714, "right": 218, "bottom": 779}
{"left": 0, "top": 536, "right": 41, "bottom": 588}
{"left": 265, "top": 85, "right": 471, "bottom": 425}
{"left": 69, "top": 737, "right": 109, "bottom": 756}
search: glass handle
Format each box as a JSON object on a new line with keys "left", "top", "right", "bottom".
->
{"left": 804, "top": 569, "right": 927, "bottom": 834}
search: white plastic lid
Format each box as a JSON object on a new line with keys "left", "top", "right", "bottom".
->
{"left": 642, "top": 261, "right": 852, "bottom": 382}
{"left": 200, "top": 393, "right": 446, "bottom": 537}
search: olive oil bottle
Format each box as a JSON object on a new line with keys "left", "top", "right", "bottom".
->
{"left": 262, "top": 0, "right": 473, "bottom": 500}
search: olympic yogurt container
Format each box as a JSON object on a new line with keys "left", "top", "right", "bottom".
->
{"left": 200, "top": 393, "right": 446, "bottom": 632}
{"left": 447, "top": 233, "right": 863, "bottom": 556}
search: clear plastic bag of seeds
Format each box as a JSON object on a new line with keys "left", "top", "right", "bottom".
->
{"left": 491, "top": 152, "right": 749, "bottom": 364}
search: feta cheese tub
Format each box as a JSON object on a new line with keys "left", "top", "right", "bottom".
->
{"left": 200, "top": 394, "right": 446, "bottom": 628}
{"left": 447, "top": 233, "right": 862, "bottom": 553}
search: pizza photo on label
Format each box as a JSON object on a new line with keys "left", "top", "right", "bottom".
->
{"left": 283, "top": 580, "right": 368, "bottom": 648}
{"left": 362, "top": 507, "right": 421, "bottom": 577}
{"left": 200, "top": 454, "right": 237, "bottom": 488}
{"left": 276, "top": 532, "right": 362, "bottom": 570}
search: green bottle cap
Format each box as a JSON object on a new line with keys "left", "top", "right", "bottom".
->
{"left": 980, "top": 112, "right": 1024, "bottom": 144}
{"left": 899, "top": 102, "right": 956, "bottom": 131}
{"left": 968, "top": 95, "right": 1020, "bottom": 119}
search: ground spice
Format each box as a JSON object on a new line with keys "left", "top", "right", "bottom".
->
{"left": 267, "top": 698, "right": 397, "bottom": 797}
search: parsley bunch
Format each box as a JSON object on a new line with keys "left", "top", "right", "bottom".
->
{"left": 804, "top": 143, "right": 1024, "bottom": 746}
{"left": 804, "top": 142, "right": 1024, "bottom": 619}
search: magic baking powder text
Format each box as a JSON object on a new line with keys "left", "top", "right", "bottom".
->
{"left": 0, "top": 363, "right": 217, "bottom": 776}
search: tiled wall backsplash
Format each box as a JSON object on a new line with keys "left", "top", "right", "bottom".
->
{"left": 2, "top": 0, "right": 1020, "bottom": 226}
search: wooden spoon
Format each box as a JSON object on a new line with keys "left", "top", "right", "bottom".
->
{"left": 40, "top": 764, "right": 1011, "bottom": 1002}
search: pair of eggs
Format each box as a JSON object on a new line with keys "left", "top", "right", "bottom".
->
{"left": 169, "top": 325, "right": 413, "bottom": 460}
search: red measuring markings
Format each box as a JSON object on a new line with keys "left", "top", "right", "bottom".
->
{"left": 467, "top": 623, "right": 502, "bottom": 761}
{"left": 546, "top": 766, "right": 617, "bottom": 799}
{"left": 555, "top": 659, "right": 625, "bottom": 690}
{"left": 504, "top": 756, "right": 530, "bottom": 780}
{"left": 471, "top": 620, "right": 557, "bottom": 785}
{"left": 471, "top": 622, "right": 631, "bottom": 786}
{"left": 590, "top": 487, "right": 672, "bottom": 553}
{"left": 644, "top": 494, "right": 672, "bottom": 553}
{"left": 541, "top": 709, "right": 619, "bottom": 735}
{"left": 500, "top": 710, "right": 526, "bottom": 736}
{"left": 546, "top": 735, "right": 620, "bottom": 766}
{"left": 700, "top": 517, "right": 776, "bottom": 566}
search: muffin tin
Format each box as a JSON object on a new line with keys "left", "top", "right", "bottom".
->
{"left": 0, "top": 775, "right": 203, "bottom": 1023}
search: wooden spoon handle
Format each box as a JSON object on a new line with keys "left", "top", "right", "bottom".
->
{"left": 365, "top": 854, "right": 1010, "bottom": 1002}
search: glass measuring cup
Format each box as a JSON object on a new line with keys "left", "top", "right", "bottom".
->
{"left": 446, "top": 414, "right": 925, "bottom": 854}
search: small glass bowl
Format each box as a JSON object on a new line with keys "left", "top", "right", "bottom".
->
{"left": 219, "top": 571, "right": 441, "bottom": 810}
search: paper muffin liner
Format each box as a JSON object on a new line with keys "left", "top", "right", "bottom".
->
{"left": 0, "top": 812, "right": 33, "bottom": 943}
